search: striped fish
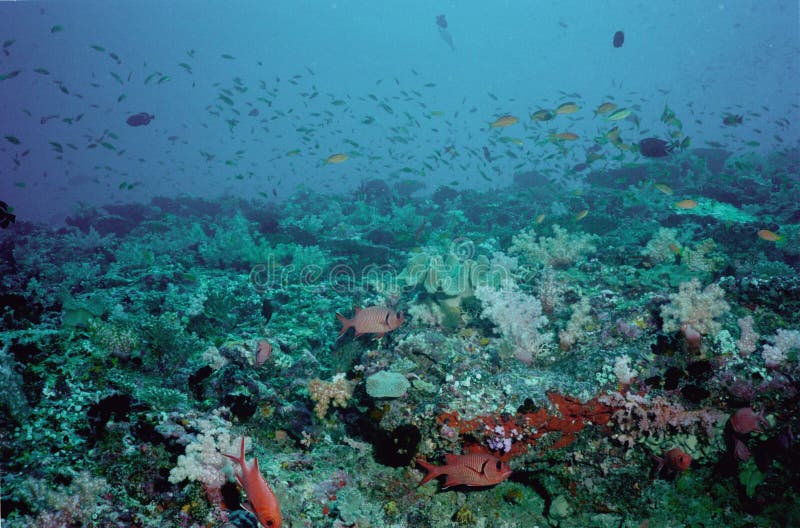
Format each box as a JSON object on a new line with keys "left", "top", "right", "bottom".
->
{"left": 417, "top": 453, "right": 512, "bottom": 488}
{"left": 336, "top": 306, "right": 404, "bottom": 338}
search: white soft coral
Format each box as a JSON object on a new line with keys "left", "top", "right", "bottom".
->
{"left": 475, "top": 281, "right": 553, "bottom": 364}
{"left": 660, "top": 278, "right": 729, "bottom": 336}
{"left": 168, "top": 411, "right": 240, "bottom": 493}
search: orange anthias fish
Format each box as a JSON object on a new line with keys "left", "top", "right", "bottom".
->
{"left": 417, "top": 453, "right": 512, "bottom": 488}
{"left": 324, "top": 153, "right": 348, "bottom": 164}
{"left": 674, "top": 199, "right": 698, "bottom": 210}
{"left": 550, "top": 132, "right": 579, "bottom": 141}
{"left": 336, "top": 306, "right": 404, "bottom": 338}
{"left": 757, "top": 229, "right": 784, "bottom": 242}
{"left": 223, "top": 437, "right": 282, "bottom": 528}
{"left": 490, "top": 115, "right": 519, "bottom": 128}
{"left": 555, "top": 102, "right": 579, "bottom": 115}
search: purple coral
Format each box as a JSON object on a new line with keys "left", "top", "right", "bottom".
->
{"left": 485, "top": 424, "right": 521, "bottom": 453}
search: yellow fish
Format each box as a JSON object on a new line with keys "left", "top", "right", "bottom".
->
{"left": 549, "top": 132, "right": 579, "bottom": 141}
{"left": 574, "top": 209, "right": 589, "bottom": 221}
{"left": 555, "top": 102, "right": 579, "bottom": 115}
{"left": 654, "top": 183, "right": 674, "bottom": 195}
{"left": 490, "top": 115, "right": 519, "bottom": 128}
{"left": 604, "top": 126, "right": 621, "bottom": 142}
{"left": 605, "top": 108, "right": 631, "bottom": 121}
{"left": 757, "top": 229, "right": 784, "bottom": 242}
{"left": 324, "top": 153, "right": 349, "bottom": 164}
{"left": 530, "top": 109, "right": 555, "bottom": 122}
{"left": 594, "top": 102, "right": 617, "bottom": 116}
{"left": 674, "top": 199, "right": 698, "bottom": 210}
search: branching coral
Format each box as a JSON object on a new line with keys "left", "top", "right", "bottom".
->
{"left": 641, "top": 227, "right": 680, "bottom": 264}
{"left": 509, "top": 224, "right": 597, "bottom": 268}
{"left": 735, "top": 316, "right": 759, "bottom": 357}
{"left": 660, "top": 278, "right": 729, "bottom": 336}
{"left": 558, "top": 296, "right": 592, "bottom": 351}
{"left": 475, "top": 282, "right": 553, "bottom": 365}
{"left": 308, "top": 373, "right": 354, "bottom": 419}
{"left": 167, "top": 410, "right": 238, "bottom": 492}
{"left": 762, "top": 328, "right": 800, "bottom": 368}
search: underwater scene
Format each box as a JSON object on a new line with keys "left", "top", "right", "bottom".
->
{"left": 1, "top": 2, "right": 800, "bottom": 527}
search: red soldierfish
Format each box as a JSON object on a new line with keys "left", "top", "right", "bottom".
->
{"left": 336, "top": 306, "right": 404, "bottom": 338}
{"left": 223, "top": 437, "right": 282, "bottom": 528}
{"left": 653, "top": 447, "right": 692, "bottom": 474}
{"left": 255, "top": 340, "right": 272, "bottom": 366}
{"left": 417, "top": 453, "right": 512, "bottom": 488}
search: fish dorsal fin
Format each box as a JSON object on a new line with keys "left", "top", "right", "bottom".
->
{"left": 444, "top": 454, "right": 459, "bottom": 465}
{"left": 354, "top": 306, "right": 362, "bottom": 314}
{"left": 463, "top": 458, "right": 488, "bottom": 475}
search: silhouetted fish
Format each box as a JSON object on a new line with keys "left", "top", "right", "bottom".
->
{"left": 126, "top": 112, "right": 155, "bottom": 127}
{"left": 0, "top": 201, "right": 16, "bottom": 228}
{"left": 613, "top": 30, "right": 625, "bottom": 48}
{"left": 437, "top": 15, "right": 455, "bottom": 51}
{"left": 639, "top": 138, "right": 673, "bottom": 158}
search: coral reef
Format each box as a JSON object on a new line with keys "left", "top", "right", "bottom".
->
{"left": 2, "top": 153, "right": 799, "bottom": 527}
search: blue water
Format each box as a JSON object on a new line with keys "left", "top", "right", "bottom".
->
{"left": 1, "top": 1, "right": 797, "bottom": 221}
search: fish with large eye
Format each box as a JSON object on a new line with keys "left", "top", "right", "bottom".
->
{"left": 126, "top": 112, "right": 155, "bottom": 127}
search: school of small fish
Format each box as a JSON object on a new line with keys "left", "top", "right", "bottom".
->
{"left": 0, "top": 12, "right": 795, "bottom": 200}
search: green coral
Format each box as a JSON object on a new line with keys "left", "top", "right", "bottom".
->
{"left": 61, "top": 291, "right": 107, "bottom": 328}
{"left": 673, "top": 198, "right": 757, "bottom": 223}
{"left": 738, "top": 458, "right": 765, "bottom": 498}
{"left": 400, "top": 247, "right": 508, "bottom": 302}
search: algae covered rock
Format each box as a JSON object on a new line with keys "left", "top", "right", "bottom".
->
{"left": 365, "top": 370, "right": 410, "bottom": 398}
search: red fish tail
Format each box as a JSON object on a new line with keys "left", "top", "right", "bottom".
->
{"left": 648, "top": 452, "right": 665, "bottom": 474}
{"left": 336, "top": 313, "right": 352, "bottom": 337}
{"left": 222, "top": 436, "right": 246, "bottom": 467}
{"left": 416, "top": 458, "right": 442, "bottom": 486}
